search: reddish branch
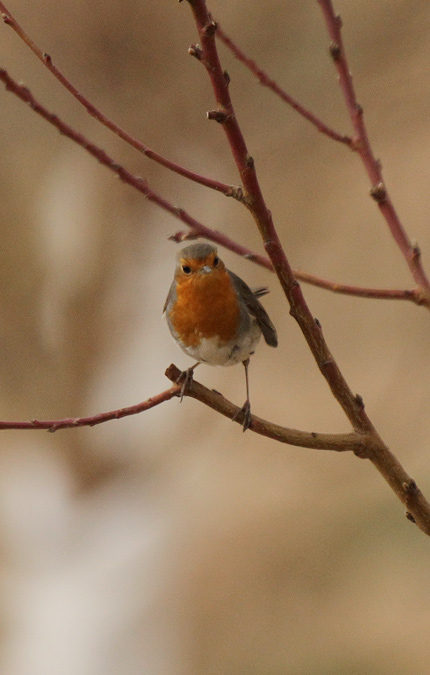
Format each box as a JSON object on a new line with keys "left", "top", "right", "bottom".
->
{"left": 0, "top": 363, "right": 362, "bottom": 451}
{"left": 317, "top": 0, "right": 430, "bottom": 304}
{"left": 216, "top": 5, "right": 430, "bottom": 308}
{"left": 1, "top": 66, "right": 420, "bottom": 306}
{"left": 183, "top": 0, "right": 430, "bottom": 534}
{"left": 0, "top": 386, "right": 180, "bottom": 432}
{"left": 216, "top": 24, "right": 352, "bottom": 147}
{"left": 0, "top": 68, "right": 255, "bottom": 255}
{"left": 0, "top": 1, "right": 424, "bottom": 305}
{"left": 0, "top": 1, "right": 240, "bottom": 199}
{"left": 0, "top": 2, "right": 430, "bottom": 532}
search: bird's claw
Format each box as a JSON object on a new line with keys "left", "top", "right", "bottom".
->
{"left": 177, "top": 367, "right": 194, "bottom": 401}
{"left": 232, "top": 400, "right": 252, "bottom": 432}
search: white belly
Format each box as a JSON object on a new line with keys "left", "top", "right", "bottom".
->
{"left": 181, "top": 326, "right": 261, "bottom": 366}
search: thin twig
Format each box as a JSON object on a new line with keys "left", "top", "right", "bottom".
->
{"left": 165, "top": 365, "right": 364, "bottom": 451}
{"left": 165, "top": 365, "right": 430, "bottom": 534}
{"left": 294, "top": 271, "right": 423, "bottom": 304}
{"left": 186, "top": 0, "right": 375, "bottom": 431}
{"left": 0, "top": 69, "right": 246, "bottom": 245}
{"left": 317, "top": 0, "right": 430, "bottom": 305}
{"left": 0, "top": 3, "right": 426, "bottom": 306}
{"left": 216, "top": 23, "right": 352, "bottom": 147}
{"left": 0, "top": 386, "right": 180, "bottom": 432}
{"left": 183, "top": 0, "right": 430, "bottom": 534}
{"left": 3, "top": 66, "right": 418, "bottom": 307}
{"left": 0, "top": 1, "right": 240, "bottom": 199}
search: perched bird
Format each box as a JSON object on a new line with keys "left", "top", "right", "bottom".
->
{"left": 164, "top": 243, "right": 277, "bottom": 430}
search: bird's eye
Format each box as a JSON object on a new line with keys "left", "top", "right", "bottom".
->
{"left": 213, "top": 256, "right": 220, "bottom": 267}
{"left": 182, "top": 264, "right": 192, "bottom": 274}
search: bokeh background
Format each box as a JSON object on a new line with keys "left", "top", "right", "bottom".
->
{"left": 0, "top": 1, "right": 430, "bottom": 673}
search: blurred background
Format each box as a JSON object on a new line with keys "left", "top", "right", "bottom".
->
{"left": 0, "top": 0, "right": 430, "bottom": 673}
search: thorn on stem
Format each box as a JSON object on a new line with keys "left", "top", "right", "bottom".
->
{"left": 202, "top": 20, "right": 217, "bottom": 36}
{"left": 329, "top": 41, "right": 341, "bottom": 60}
{"left": 411, "top": 241, "right": 421, "bottom": 261}
{"left": 188, "top": 44, "right": 202, "bottom": 60}
{"left": 245, "top": 154, "right": 254, "bottom": 169}
{"left": 335, "top": 14, "right": 343, "bottom": 28}
{"left": 168, "top": 230, "right": 199, "bottom": 243}
{"left": 370, "top": 182, "right": 387, "bottom": 203}
{"left": 223, "top": 70, "right": 231, "bottom": 85}
{"left": 43, "top": 52, "right": 52, "bottom": 64}
{"left": 402, "top": 479, "right": 417, "bottom": 495}
{"left": 226, "top": 185, "right": 243, "bottom": 200}
{"left": 406, "top": 511, "right": 416, "bottom": 523}
{"left": 355, "top": 393, "right": 365, "bottom": 409}
{"left": 207, "top": 109, "right": 229, "bottom": 123}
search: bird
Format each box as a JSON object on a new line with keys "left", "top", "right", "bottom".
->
{"left": 163, "top": 243, "right": 278, "bottom": 430}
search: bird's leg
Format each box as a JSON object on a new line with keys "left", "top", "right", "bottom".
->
{"left": 232, "top": 358, "right": 252, "bottom": 431}
{"left": 178, "top": 362, "right": 200, "bottom": 401}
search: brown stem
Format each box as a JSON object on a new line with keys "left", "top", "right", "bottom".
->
{"left": 216, "top": 23, "right": 352, "bottom": 147}
{"left": 1, "top": 0, "right": 425, "bottom": 307}
{"left": 317, "top": 0, "right": 430, "bottom": 303}
{"left": 170, "top": 230, "right": 423, "bottom": 303}
{"left": 0, "top": 1, "right": 239, "bottom": 199}
{"left": 185, "top": 0, "right": 373, "bottom": 433}
{"left": 4, "top": 66, "right": 418, "bottom": 309}
{"left": 183, "top": 0, "right": 430, "bottom": 535}
{"left": 0, "top": 386, "right": 180, "bottom": 432}
{"left": 165, "top": 365, "right": 430, "bottom": 535}
{"left": 0, "top": 69, "right": 242, "bottom": 241}
{"left": 165, "top": 365, "right": 364, "bottom": 451}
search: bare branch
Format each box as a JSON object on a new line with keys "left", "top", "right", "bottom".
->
{"left": 185, "top": 0, "right": 376, "bottom": 433}
{"left": 0, "top": 69, "right": 247, "bottom": 243}
{"left": 216, "top": 23, "right": 352, "bottom": 147}
{"left": 0, "top": 1, "right": 239, "bottom": 198}
{"left": 1, "top": 2, "right": 426, "bottom": 307}
{"left": 317, "top": 0, "right": 430, "bottom": 303}
{"left": 182, "top": 0, "right": 430, "bottom": 535}
{"left": 165, "top": 365, "right": 363, "bottom": 451}
{"left": 166, "top": 364, "right": 430, "bottom": 534}
{"left": 293, "top": 271, "right": 423, "bottom": 304}
{"left": 4, "top": 65, "right": 418, "bottom": 309}
{"left": 1, "top": 2, "right": 429, "bottom": 534}
{"left": 0, "top": 386, "right": 180, "bottom": 432}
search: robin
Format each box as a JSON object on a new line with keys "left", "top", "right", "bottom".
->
{"left": 164, "top": 243, "right": 278, "bottom": 430}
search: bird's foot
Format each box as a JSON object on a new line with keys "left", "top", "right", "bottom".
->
{"left": 177, "top": 367, "right": 194, "bottom": 401}
{"left": 232, "top": 399, "right": 252, "bottom": 432}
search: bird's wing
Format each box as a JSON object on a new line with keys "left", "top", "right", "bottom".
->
{"left": 228, "top": 271, "right": 278, "bottom": 347}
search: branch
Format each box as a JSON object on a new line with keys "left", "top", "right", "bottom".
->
{"left": 317, "top": 0, "right": 430, "bottom": 304}
{"left": 215, "top": 23, "right": 352, "bottom": 147}
{"left": 0, "top": 68, "right": 251, "bottom": 251}
{"left": 1, "top": 3, "right": 426, "bottom": 306}
{"left": 164, "top": 365, "right": 430, "bottom": 534}
{"left": 170, "top": 230, "right": 424, "bottom": 304}
{"left": 5, "top": 65, "right": 417, "bottom": 309}
{"left": 0, "top": 1, "right": 240, "bottom": 199}
{"left": 214, "top": 6, "right": 430, "bottom": 308}
{"left": 293, "top": 271, "right": 424, "bottom": 304}
{"left": 0, "top": 386, "right": 180, "bottom": 432}
{"left": 183, "top": 0, "right": 430, "bottom": 535}
{"left": 185, "top": 0, "right": 376, "bottom": 432}
{"left": 165, "top": 365, "right": 363, "bottom": 451}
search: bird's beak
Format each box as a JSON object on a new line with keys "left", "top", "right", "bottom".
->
{"left": 200, "top": 265, "right": 212, "bottom": 274}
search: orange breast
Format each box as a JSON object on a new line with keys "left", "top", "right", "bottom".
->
{"left": 169, "top": 269, "right": 240, "bottom": 347}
